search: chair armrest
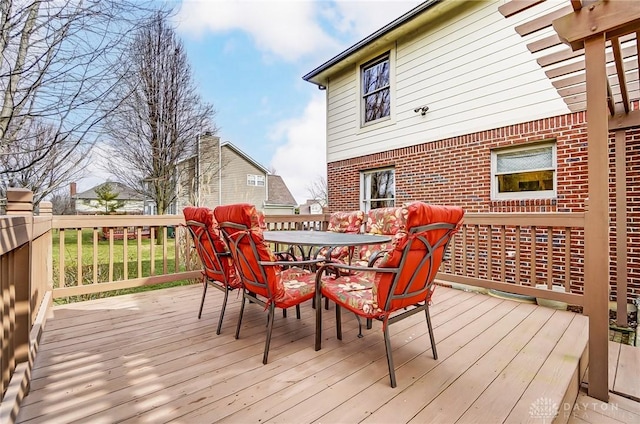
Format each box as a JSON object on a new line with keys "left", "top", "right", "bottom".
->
{"left": 273, "top": 251, "right": 296, "bottom": 261}
{"left": 367, "top": 250, "right": 388, "bottom": 267}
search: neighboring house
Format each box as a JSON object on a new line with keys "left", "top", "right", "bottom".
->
{"left": 298, "top": 199, "right": 324, "bottom": 215}
{"left": 303, "top": 1, "right": 640, "bottom": 300}
{"left": 73, "top": 182, "right": 144, "bottom": 215}
{"left": 176, "top": 134, "right": 297, "bottom": 215}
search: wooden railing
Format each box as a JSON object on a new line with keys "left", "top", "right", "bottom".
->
{"left": 51, "top": 215, "right": 201, "bottom": 299}
{"left": 50, "top": 213, "right": 332, "bottom": 299}
{"left": 438, "top": 212, "right": 585, "bottom": 306}
{"left": 0, "top": 189, "right": 52, "bottom": 423}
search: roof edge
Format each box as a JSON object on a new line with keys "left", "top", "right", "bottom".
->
{"left": 221, "top": 141, "right": 270, "bottom": 174}
{"left": 302, "top": 0, "right": 441, "bottom": 85}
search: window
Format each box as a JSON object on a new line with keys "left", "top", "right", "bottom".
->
{"left": 247, "top": 174, "right": 265, "bottom": 187}
{"left": 361, "top": 168, "right": 395, "bottom": 212}
{"left": 491, "top": 142, "right": 557, "bottom": 200}
{"left": 361, "top": 53, "right": 390, "bottom": 124}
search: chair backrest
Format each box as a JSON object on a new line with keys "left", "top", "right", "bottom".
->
{"left": 183, "top": 206, "right": 239, "bottom": 287}
{"left": 327, "top": 210, "right": 365, "bottom": 234}
{"left": 373, "top": 202, "right": 464, "bottom": 311}
{"left": 322, "top": 210, "right": 365, "bottom": 261}
{"left": 359, "top": 206, "right": 407, "bottom": 261}
{"left": 213, "top": 203, "right": 284, "bottom": 301}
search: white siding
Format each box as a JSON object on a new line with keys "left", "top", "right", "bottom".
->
{"left": 325, "top": 0, "right": 570, "bottom": 163}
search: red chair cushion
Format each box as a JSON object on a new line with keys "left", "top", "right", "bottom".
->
{"left": 214, "top": 204, "right": 282, "bottom": 299}
{"left": 183, "top": 207, "right": 240, "bottom": 288}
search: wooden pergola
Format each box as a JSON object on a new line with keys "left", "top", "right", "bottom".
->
{"left": 501, "top": 0, "right": 640, "bottom": 402}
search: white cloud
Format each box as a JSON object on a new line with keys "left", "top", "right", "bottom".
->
{"left": 269, "top": 92, "right": 326, "bottom": 205}
{"left": 176, "top": 0, "right": 422, "bottom": 62}
{"left": 328, "top": 0, "right": 423, "bottom": 39}
{"left": 176, "top": 0, "right": 340, "bottom": 61}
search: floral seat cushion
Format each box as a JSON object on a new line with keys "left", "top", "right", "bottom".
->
{"left": 275, "top": 267, "right": 317, "bottom": 308}
{"left": 320, "top": 272, "right": 379, "bottom": 318}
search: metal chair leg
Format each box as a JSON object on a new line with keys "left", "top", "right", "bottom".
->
{"left": 235, "top": 292, "right": 246, "bottom": 340}
{"left": 425, "top": 303, "right": 438, "bottom": 360}
{"left": 263, "top": 304, "right": 275, "bottom": 364}
{"left": 355, "top": 315, "right": 363, "bottom": 338}
{"left": 296, "top": 304, "right": 301, "bottom": 319}
{"left": 216, "top": 286, "right": 229, "bottom": 335}
{"left": 383, "top": 320, "right": 397, "bottom": 388}
{"left": 366, "top": 318, "right": 372, "bottom": 330}
{"left": 198, "top": 280, "right": 208, "bottom": 319}
{"left": 336, "top": 305, "right": 342, "bottom": 340}
{"left": 315, "top": 290, "right": 323, "bottom": 351}
{"left": 283, "top": 308, "right": 287, "bottom": 318}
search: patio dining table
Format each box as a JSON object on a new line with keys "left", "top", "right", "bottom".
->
{"left": 263, "top": 230, "right": 392, "bottom": 261}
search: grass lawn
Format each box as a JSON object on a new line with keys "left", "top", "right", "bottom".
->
{"left": 52, "top": 228, "right": 199, "bottom": 304}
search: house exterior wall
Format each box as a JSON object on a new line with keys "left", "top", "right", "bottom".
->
{"left": 326, "top": 111, "right": 640, "bottom": 302}
{"left": 324, "top": 0, "right": 569, "bottom": 163}
{"left": 220, "top": 146, "right": 266, "bottom": 208}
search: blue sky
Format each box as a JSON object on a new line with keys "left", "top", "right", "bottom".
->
{"left": 84, "top": 0, "right": 422, "bottom": 204}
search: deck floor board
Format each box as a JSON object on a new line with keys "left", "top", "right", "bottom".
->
{"left": 16, "top": 284, "right": 610, "bottom": 424}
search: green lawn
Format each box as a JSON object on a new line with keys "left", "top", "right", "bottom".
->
{"left": 52, "top": 228, "right": 198, "bottom": 304}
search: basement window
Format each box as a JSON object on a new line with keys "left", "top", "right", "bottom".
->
{"left": 491, "top": 142, "right": 557, "bottom": 200}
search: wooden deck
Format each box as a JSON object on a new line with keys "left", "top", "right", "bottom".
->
{"left": 17, "top": 284, "right": 601, "bottom": 423}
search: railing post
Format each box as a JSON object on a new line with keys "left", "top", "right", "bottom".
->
{"left": 38, "top": 201, "right": 52, "bottom": 217}
{"left": 5, "top": 188, "right": 34, "bottom": 217}
{"left": 5, "top": 188, "right": 33, "bottom": 364}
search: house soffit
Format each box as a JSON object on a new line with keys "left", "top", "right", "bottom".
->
{"left": 501, "top": 0, "right": 640, "bottom": 129}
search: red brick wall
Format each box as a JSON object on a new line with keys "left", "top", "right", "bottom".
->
{"left": 327, "top": 111, "right": 640, "bottom": 303}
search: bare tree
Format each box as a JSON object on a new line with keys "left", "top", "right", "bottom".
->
{"left": 0, "top": 0, "right": 160, "bottom": 203}
{"left": 105, "top": 13, "right": 216, "bottom": 215}
{"left": 0, "top": 122, "right": 89, "bottom": 205}
{"left": 306, "top": 175, "right": 328, "bottom": 206}
{"left": 49, "top": 187, "right": 75, "bottom": 215}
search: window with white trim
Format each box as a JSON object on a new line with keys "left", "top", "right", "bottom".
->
{"left": 361, "top": 168, "right": 395, "bottom": 212}
{"left": 491, "top": 142, "right": 557, "bottom": 200}
{"left": 247, "top": 174, "right": 265, "bottom": 187}
{"left": 361, "top": 53, "right": 390, "bottom": 125}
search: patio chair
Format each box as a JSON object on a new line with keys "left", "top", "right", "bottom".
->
{"left": 213, "top": 203, "right": 320, "bottom": 364}
{"left": 314, "top": 202, "right": 464, "bottom": 387}
{"left": 183, "top": 206, "right": 241, "bottom": 335}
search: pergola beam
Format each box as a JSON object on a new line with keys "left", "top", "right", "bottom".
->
{"left": 583, "top": 33, "right": 610, "bottom": 403}
{"left": 553, "top": 0, "right": 640, "bottom": 51}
